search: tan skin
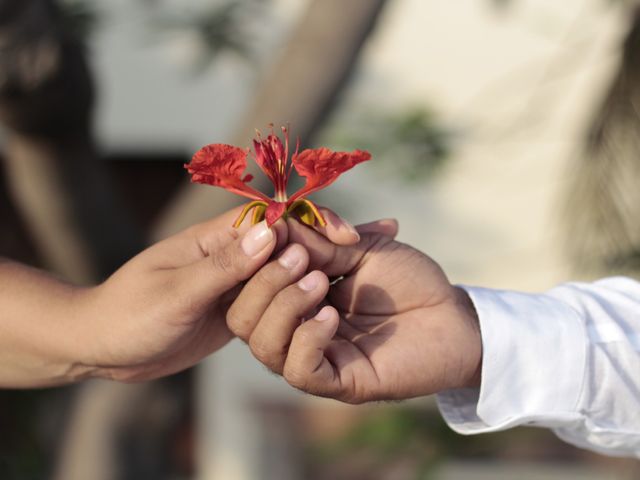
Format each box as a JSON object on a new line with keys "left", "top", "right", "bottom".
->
{"left": 0, "top": 203, "right": 479, "bottom": 400}
{"left": 0, "top": 206, "right": 378, "bottom": 388}
{"left": 227, "top": 219, "right": 482, "bottom": 404}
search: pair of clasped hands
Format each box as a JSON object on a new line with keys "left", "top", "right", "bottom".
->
{"left": 83, "top": 206, "right": 482, "bottom": 403}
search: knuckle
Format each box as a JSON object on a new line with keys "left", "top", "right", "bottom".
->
{"left": 211, "top": 248, "right": 239, "bottom": 278}
{"left": 341, "top": 392, "right": 365, "bottom": 405}
{"left": 317, "top": 244, "right": 339, "bottom": 272}
{"left": 226, "top": 306, "right": 247, "bottom": 338}
{"left": 337, "top": 374, "right": 366, "bottom": 405}
{"left": 249, "top": 337, "right": 275, "bottom": 363}
{"left": 283, "top": 365, "right": 308, "bottom": 390}
{"left": 273, "top": 288, "right": 303, "bottom": 312}
{"left": 293, "top": 327, "right": 316, "bottom": 346}
{"left": 254, "top": 266, "right": 282, "bottom": 291}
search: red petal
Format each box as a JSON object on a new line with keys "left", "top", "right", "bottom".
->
{"left": 252, "top": 132, "right": 290, "bottom": 197}
{"left": 185, "top": 144, "right": 270, "bottom": 202}
{"left": 289, "top": 148, "right": 371, "bottom": 202}
{"left": 265, "top": 201, "right": 287, "bottom": 227}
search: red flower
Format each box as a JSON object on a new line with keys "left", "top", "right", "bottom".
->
{"left": 185, "top": 126, "right": 371, "bottom": 227}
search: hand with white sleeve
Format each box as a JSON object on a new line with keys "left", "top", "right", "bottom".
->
{"left": 226, "top": 218, "right": 483, "bottom": 403}
{"left": 228, "top": 216, "right": 640, "bottom": 459}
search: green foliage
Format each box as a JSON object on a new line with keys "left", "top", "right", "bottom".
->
{"left": 150, "top": 1, "right": 263, "bottom": 69}
{"left": 490, "top": 0, "right": 513, "bottom": 10}
{"left": 58, "top": 0, "right": 99, "bottom": 41}
{"left": 57, "top": 0, "right": 269, "bottom": 69}
{"left": 308, "top": 406, "right": 589, "bottom": 479}
{"left": 325, "top": 407, "right": 490, "bottom": 456}
{"left": 310, "top": 408, "right": 487, "bottom": 479}
{"left": 322, "top": 107, "right": 455, "bottom": 184}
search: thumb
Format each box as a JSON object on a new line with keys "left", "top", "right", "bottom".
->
{"left": 287, "top": 218, "right": 390, "bottom": 277}
{"left": 174, "top": 221, "right": 277, "bottom": 305}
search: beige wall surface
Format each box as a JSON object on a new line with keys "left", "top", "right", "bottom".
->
{"left": 320, "top": 0, "right": 625, "bottom": 291}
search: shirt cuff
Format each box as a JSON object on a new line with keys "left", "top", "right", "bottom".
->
{"left": 437, "top": 286, "right": 587, "bottom": 434}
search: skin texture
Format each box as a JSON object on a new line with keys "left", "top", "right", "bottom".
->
{"left": 227, "top": 219, "right": 482, "bottom": 404}
{"left": 0, "top": 206, "right": 366, "bottom": 388}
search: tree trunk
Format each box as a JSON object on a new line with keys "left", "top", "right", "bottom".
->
{"left": 564, "top": 6, "right": 640, "bottom": 279}
{"left": 0, "top": 0, "right": 144, "bottom": 280}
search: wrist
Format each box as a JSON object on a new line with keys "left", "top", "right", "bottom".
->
{"left": 30, "top": 283, "right": 104, "bottom": 386}
{"left": 64, "top": 285, "right": 112, "bottom": 382}
{"left": 0, "top": 267, "right": 99, "bottom": 388}
{"left": 452, "top": 286, "right": 482, "bottom": 389}
{"left": 48, "top": 285, "right": 102, "bottom": 385}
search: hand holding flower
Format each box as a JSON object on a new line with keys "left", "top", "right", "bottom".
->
{"left": 226, "top": 219, "right": 482, "bottom": 403}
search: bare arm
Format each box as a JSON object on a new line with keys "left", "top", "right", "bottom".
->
{"left": 0, "top": 208, "right": 280, "bottom": 389}
{"left": 0, "top": 259, "right": 93, "bottom": 387}
{"left": 0, "top": 206, "right": 366, "bottom": 389}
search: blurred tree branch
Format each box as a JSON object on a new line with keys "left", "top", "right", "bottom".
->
{"left": 149, "top": 0, "right": 259, "bottom": 71}
{"left": 0, "top": 0, "right": 144, "bottom": 282}
{"left": 321, "top": 107, "right": 455, "bottom": 183}
{"left": 153, "top": 0, "right": 389, "bottom": 240}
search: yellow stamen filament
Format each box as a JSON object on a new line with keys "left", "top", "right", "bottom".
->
{"left": 288, "top": 199, "right": 327, "bottom": 227}
{"left": 233, "top": 200, "right": 269, "bottom": 228}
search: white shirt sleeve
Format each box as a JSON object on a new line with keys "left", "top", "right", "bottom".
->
{"left": 436, "top": 276, "right": 640, "bottom": 458}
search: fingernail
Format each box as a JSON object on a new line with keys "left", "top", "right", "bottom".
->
{"left": 278, "top": 246, "right": 303, "bottom": 270}
{"left": 315, "top": 307, "right": 332, "bottom": 322}
{"left": 241, "top": 222, "right": 274, "bottom": 257}
{"left": 298, "top": 271, "right": 321, "bottom": 292}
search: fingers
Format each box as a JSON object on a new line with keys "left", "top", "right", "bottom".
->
{"left": 282, "top": 306, "right": 342, "bottom": 397}
{"left": 287, "top": 218, "right": 392, "bottom": 277}
{"left": 171, "top": 221, "right": 278, "bottom": 309}
{"left": 246, "top": 271, "right": 330, "bottom": 373}
{"left": 311, "top": 206, "right": 399, "bottom": 246}
{"left": 356, "top": 218, "right": 399, "bottom": 238}
{"left": 271, "top": 218, "right": 289, "bottom": 253}
{"left": 143, "top": 205, "right": 251, "bottom": 268}
{"left": 313, "top": 208, "right": 361, "bottom": 245}
{"left": 226, "top": 243, "right": 310, "bottom": 340}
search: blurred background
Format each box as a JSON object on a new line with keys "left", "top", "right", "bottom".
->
{"left": 1, "top": 0, "right": 640, "bottom": 478}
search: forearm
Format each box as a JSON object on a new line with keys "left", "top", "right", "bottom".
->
{"left": 0, "top": 259, "right": 96, "bottom": 388}
{"left": 438, "top": 277, "right": 640, "bottom": 458}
